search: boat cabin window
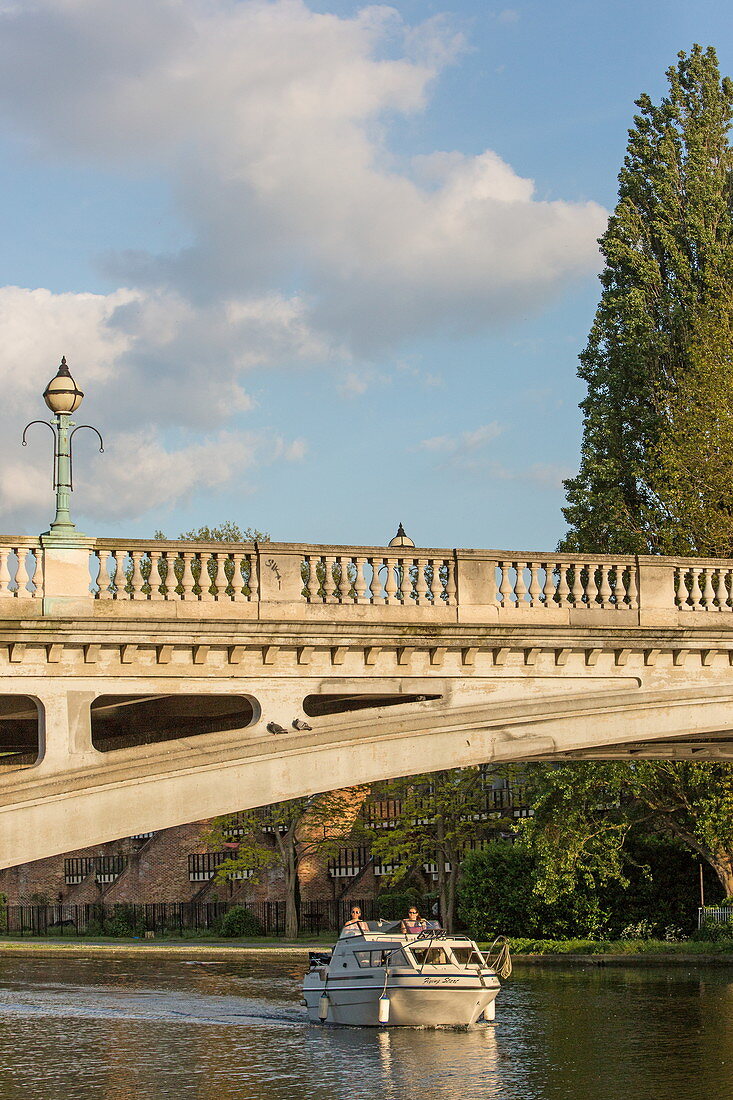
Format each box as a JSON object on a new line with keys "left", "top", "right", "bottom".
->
{"left": 452, "top": 946, "right": 484, "bottom": 967}
{"left": 354, "top": 950, "right": 391, "bottom": 968}
{"left": 409, "top": 946, "right": 452, "bottom": 966}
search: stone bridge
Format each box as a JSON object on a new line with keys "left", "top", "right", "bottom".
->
{"left": 1, "top": 534, "right": 733, "bottom": 869}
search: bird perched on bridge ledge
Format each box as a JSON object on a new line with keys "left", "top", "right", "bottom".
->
{"left": 267, "top": 721, "right": 288, "bottom": 735}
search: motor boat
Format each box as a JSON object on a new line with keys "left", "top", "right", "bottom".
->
{"left": 302, "top": 921, "right": 510, "bottom": 1028}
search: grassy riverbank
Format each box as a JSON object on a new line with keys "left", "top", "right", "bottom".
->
{"left": 503, "top": 937, "right": 733, "bottom": 956}
{"left": 1, "top": 933, "right": 733, "bottom": 964}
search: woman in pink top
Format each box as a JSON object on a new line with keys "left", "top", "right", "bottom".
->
{"left": 400, "top": 907, "right": 427, "bottom": 934}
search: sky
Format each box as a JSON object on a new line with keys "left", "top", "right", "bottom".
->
{"left": 0, "top": 0, "right": 731, "bottom": 551}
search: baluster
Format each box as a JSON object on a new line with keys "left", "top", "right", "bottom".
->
{"left": 337, "top": 555, "right": 352, "bottom": 602}
{"left": 212, "top": 553, "right": 228, "bottom": 601}
{"left": 231, "top": 552, "right": 245, "bottom": 600}
{"left": 702, "top": 568, "right": 716, "bottom": 611}
{"left": 353, "top": 556, "right": 369, "bottom": 603}
{"left": 527, "top": 562, "right": 542, "bottom": 607}
{"left": 675, "top": 567, "right": 688, "bottom": 608}
{"left": 513, "top": 561, "right": 527, "bottom": 608}
{"left": 416, "top": 557, "right": 430, "bottom": 604}
{"left": 542, "top": 561, "right": 555, "bottom": 607}
{"left": 200, "top": 553, "right": 215, "bottom": 602}
{"left": 0, "top": 548, "right": 11, "bottom": 597}
{"left": 384, "top": 557, "right": 398, "bottom": 604}
{"left": 689, "top": 567, "right": 703, "bottom": 611}
{"left": 246, "top": 553, "right": 258, "bottom": 602}
{"left": 585, "top": 562, "right": 600, "bottom": 607}
{"left": 556, "top": 563, "right": 570, "bottom": 607}
{"left": 321, "top": 555, "right": 336, "bottom": 602}
{"left": 498, "top": 562, "right": 513, "bottom": 608}
{"left": 711, "top": 568, "right": 724, "bottom": 612}
{"left": 444, "top": 558, "right": 457, "bottom": 606}
{"left": 109, "top": 551, "right": 121, "bottom": 598}
{"left": 149, "top": 550, "right": 164, "bottom": 600}
{"left": 369, "top": 557, "right": 384, "bottom": 604}
{"left": 29, "top": 548, "right": 43, "bottom": 598}
{"left": 164, "top": 551, "right": 180, "bottom": 599}
{"left": 570, "top": 562, "right": 584, "bottom": 607}
{"left": 721, "top": 570, "right": 733, "bottom": 612}
{"left": 429, "top": 557, "right": 442, "bottom": 605}
{"left": 129, "top": 551, "right": 146, "bottom": 599}
{"left": 598, "top": 564, "right": 612, "bottom": 609}
{"left": 15, "top": 548, "right": 31, "bottom": 599}
{"left": 609, "top": 563, "right": 621, "bottom": 607}
{"left": 181, "top": 552, "right": 196, "bottom": 600}
{"left": 307, "top": 556, "right": 321, "bottom": 602}
{"left": 399, "top": 557, "right": 414, "bottom": 602}
{"left": 95, "top": 552, "right": 108, "bottom": 598}
{"left": 627, "top": 565, "right": 639, "bottom": 610}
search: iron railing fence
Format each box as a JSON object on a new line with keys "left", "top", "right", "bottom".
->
{"left": 0, "top": 897, "right": 380, "bottom": 937}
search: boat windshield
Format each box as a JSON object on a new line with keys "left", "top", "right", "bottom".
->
{"left": 339, "top": 918, "right": 401, "bottom": 938}
{"left": 451, "top": 945, "right": 485, "bottom": 967}
{"left": 408, "top": 944, "right": 453, "bottom": 967}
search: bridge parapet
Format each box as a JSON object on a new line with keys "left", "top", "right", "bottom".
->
{"left": 0, "top": 536, "right": 730, "bottom": 627}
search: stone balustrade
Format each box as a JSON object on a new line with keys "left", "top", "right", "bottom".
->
{"left": 0, "top": 539, "right": 42, "bottom": 599}
{"left": 0, "top": 535, "right": 729, "bottom": 625}
{"left": 93, "top": 540, "right": 258, "bottom": 602}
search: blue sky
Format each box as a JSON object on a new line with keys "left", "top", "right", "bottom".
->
{"left": 0, "top": 0, "right": 731, "bottom": 551}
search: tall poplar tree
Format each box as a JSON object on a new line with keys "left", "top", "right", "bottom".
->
{"left": 562, "top": 45, "right": 733, "bottom": 555}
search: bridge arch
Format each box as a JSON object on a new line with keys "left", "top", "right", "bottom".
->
{"left": 2, "top": 684, "right": 733, "bottom": 869}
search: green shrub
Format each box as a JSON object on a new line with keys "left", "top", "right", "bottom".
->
{"left": 692, "top": 919, "right": 733, "bottom": 943}
{"left": 216, "top": 905, "right": 264, "bottom": 938}
{"left": 458, "top": 837, "right": 716, "bottom": 942}
{"left": 375, "top": 887, "right": 427, "bottom": 921}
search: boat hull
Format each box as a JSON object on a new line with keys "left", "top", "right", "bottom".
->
{"left": 303, "top": 973, "right": 500, "bottom": 1028}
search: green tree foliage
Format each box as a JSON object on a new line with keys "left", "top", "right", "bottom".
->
{"left": 457, "top": 837, "right": 711, "bottom": 941}
{"left": 523, "top": 762, "right": 733, "bottom": 900}
{"left": 154, "top": 521, "right": 269, "bottom": 542}
{"left": 653, "top": 303, "right": 733, "bottom": 554}
{"left": 206, "top": 789, "right": 366, "bottom": 939}
{"left": 369, "top": 768, "right": 518, "bottom": 932}
{"left": 562, "top": 45, "right": 733, "bottom": 554}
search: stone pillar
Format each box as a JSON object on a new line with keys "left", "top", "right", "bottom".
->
{"left": 455, "top": 551, "right": 499, "bottom": 623}
{"left": 40, "top": 534, "right": 95, "bottom": 616}
{"left": 636, "top": 557, "right": 678, "bottom": 627}
{"left": 256, "top": 545, "right": 307, "bottom": 617}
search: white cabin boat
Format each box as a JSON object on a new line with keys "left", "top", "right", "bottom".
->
{"left": 302, "top": 921, "right": 509, "bottom": 1028}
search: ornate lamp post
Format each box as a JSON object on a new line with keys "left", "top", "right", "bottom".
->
{"left": 22, "top": 357, "right": 104, "bottom": 539}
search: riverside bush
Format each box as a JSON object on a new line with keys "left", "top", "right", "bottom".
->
{"left": 216, "top": 905, "right": 264, "bottom": 938}
{"left": 458, "top": 838, "right": 715, "bottom": 941}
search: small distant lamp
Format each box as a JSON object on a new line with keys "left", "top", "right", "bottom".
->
{"left": 388, "top": 523, "right": 415, "bottom": 549}
{"left": 22, "top": 356, "right": 104, "bottom": 537}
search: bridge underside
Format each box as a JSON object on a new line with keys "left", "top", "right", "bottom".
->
{"left": 1, "top": 664, "right": 733, "bottom": 869}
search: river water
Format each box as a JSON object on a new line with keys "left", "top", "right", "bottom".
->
{"left": 0, "top": 950, "right": 731, "bottom": 1100}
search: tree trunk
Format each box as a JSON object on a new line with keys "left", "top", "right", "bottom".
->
{"left": 710, "top": 849, "right": 733, "bottom": 898}
{"left": 445, "top": 863, "right": 457, "bottom": 933}
{"left": 274, "top": 829, "right": 300, "bottom": 939}
{"left": 284, "top": 847, "right": 299, "bottom": 939}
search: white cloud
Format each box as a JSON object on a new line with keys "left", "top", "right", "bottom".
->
{"left": 419, "top": 422, "right": 504, "bottom": 454}
{"left": 496, "top": 9, "right": 520, "bottom": 25}
{"left": 0, "top": 0, "right": 605, "bottom": 356}
{"left": 0, "top": 285, "right": 312, "bottom": 527}
{"left": 0, "top": 0, "right": 606, "bottom": 527}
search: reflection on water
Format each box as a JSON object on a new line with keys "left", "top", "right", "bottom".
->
{"left": 0, "top": 951, "right": 731, "bottom": 1099}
